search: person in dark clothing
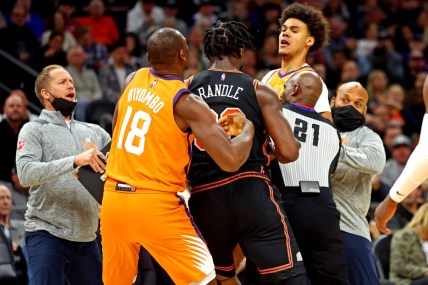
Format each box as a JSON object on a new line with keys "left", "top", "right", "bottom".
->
{"left": 187, "top": 20, "right": 305, "bottom": 285}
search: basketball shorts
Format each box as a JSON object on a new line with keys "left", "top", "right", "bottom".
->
{"left": 189, "top": 175, "right": 306, "bottom": 283}
{"left": 100, "top": 180, "right": 215, "bottom": 285}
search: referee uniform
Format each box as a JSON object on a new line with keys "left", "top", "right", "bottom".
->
{"left": 278, "top": 103, "right": 350, "bottom": 285}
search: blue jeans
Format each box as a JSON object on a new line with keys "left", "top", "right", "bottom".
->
{"left": 25, "top": 230, "right": 102, "bottom": 285}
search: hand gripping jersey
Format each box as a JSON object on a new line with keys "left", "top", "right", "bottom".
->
{"left": 187, "top": 68, "right": 272, "bottom": 189}
{"left": 105, "top": 67, "right": 193, "bottom": 192}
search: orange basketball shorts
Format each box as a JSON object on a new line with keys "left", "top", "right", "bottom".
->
{"left": 100, "top": 181, "right": 215, "bottom": 285}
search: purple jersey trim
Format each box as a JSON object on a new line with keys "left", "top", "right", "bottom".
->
{"left": 173, "top": 88, "right": 191, "bottom": 106}
{"left": 293, "top": 103, "right": 316, "bottom": 112}
{"left": 278, "top": 65, "right": 314, "bottom": 78}
{"left": 150, "top": 67, "right": 184, "bottom": 81}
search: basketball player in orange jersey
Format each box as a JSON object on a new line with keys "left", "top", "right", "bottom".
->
{"left": 100, "top": 27, "right": 255, "bottom": 285}
{"left": 262, "top": 2, "right": 332, "bottom": 121}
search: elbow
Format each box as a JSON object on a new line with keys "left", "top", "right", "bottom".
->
{"left": 218, "top": 155, "right": 246, "bottom": 173}
{"left": 276, "top": 140, "right": 301, "bottom": 164}
{"left": 16, "top": 164, "right": 31, "bottom": 187}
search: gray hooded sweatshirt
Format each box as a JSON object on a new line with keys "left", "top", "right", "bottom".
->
{"left": 16, "top": 110, "right": 110, "bottom": 242}
{"left": 332, "top": 126, "right": 386, "bottom": 241}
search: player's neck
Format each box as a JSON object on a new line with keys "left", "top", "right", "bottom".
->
{"left": 280, "top": 53, "right": 307, "bottom": 74}
{"left": 211, "top": 57, "right": 240, "bottom": 71}
{"left": 152, "top": 64, "right": 183, "bottom": 79}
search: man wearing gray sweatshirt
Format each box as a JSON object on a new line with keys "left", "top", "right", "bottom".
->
{"left": 16, "top": 64, "right": 110, "bottom": 285}
{"left": 330, "top": 82, "right": 386, "bottom": 285}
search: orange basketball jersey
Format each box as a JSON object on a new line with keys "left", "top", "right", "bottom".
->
{"left": 105, "top": 68, "right": 193, "bottom": 192}
{"left": 262, "top": 65, "right": 314, "bottom": 99}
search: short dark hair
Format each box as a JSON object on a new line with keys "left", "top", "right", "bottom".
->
{"left": 203, "top": 21, "right": 254, "bottom": 62}
{"left": 279, "top": 3, "right": 329, "bottom": 53}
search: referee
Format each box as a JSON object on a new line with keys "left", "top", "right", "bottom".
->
{"left": 278, "top": 71, "right": 350, "bottom": 285}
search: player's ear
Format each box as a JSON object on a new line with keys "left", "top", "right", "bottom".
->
{"left": 179, "top": 49, "right": 187, "bottom": 62}
{"left": 330, "top": 96, "right": 336, "bottom": 108}
{"left": 306, "top": 36, "right": 315, "bottom": 47}
{"left": 40, "top": 89, "right": 49, "bottom": 100}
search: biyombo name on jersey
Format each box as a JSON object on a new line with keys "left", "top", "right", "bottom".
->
{"left": 196, "top": 84, "right": 243, "bottom": 100}
{"left": 127, "top": 88, "right": 165, "bottom": 113}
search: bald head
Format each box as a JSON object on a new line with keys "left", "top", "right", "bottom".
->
{"left": 334, "top": 81, "right": 368, "bottom": 115}
{"left": 147, "top": 28, "right": 187, "bottom": 66}
{"left": 283, "top": 71, "right": 323, "bottom": 108}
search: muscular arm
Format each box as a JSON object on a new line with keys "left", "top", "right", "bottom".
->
{"left": 374, "top": 75, "right": 428, "bottom": 234}
{"left": 174, "top": 93, "right": 254, "bottom": 172}
{"left": 256, "top": 82, "right": 300, "bottom": 163}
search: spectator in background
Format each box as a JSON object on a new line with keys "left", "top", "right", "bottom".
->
{"left": 219, "top": 0, "right": 251, "bottom": 28}
{"left": 191, "top": 0, "right": 218, "bottom": 30}
{"left": 258, "top": 34, "right": 281, "bottom": 70}
{"left": 187, "top": 25, "right": 210, "bottom": 69}
{"left": 366, "top": 103, "right": 390, "bottom": 136}
{"left": 41, "top": 10, "right": 77, "bottom": 52}
{"left": 0, "top": 184, "right": 21, "bottom": 285}
{"left": 0, "top": 3, "right": 39, "bottom": 64}
{"left": 385, "top": 83, "right": 420, "bottom": 137}
{"left": 183, "top": 47, "right": 203, "bottom": 79}
{"left": 382, "top": 124, "right": 403, "bottom": 159}
{"left": 126, "top": 0, "right": 164, "bottom": 49}
{"left": 368, "top": 30, "right": 405, "bottom": 85}
{"left": 124, "top": 32, "right": 147, "bottom": 69}
{"left": 126, "top": 0, "right": 164, "bottom": 34}
{"left": 405, "top": 71, "right": 427, "bottom": 126}
{"left": 9, "top": 89, "right": 39, "bottom": 122}
{"left": 381, "top": 134, "right": 413, "bottom": 188}
{"left": 390, "top": 203, "right": 428, "bottom": 285}
{"left": 323, "top": 0, "right": 351, "bottom": 21}
{"left": 404, "top": 49, "right": 427, "bottom": 90}
{"left": 240, "top": 49, "right": 259, "bottom": 79}
{"left": 65, "top": 45, "right": 102, "bottom": 122}
{"left": 355, "top": 22, "right": 378, "bottom": 75}
{"left": 0, "top": 94, "right": 29, "bottom": 221}
{"left": 98, "top": 40, "right": 134, "bottom": 103}
{"left": 17, "top": 0, "right": 45, "bottom": 40}
{"left": 340, "top": 59, "right": 362, "bottom": 84}
{"left": 29, "top": 31, "right": 67, "bottom": 72}
{"left": 162, "top": 0, "right": 188, "bottom": 37}
{"left": 75, "top": 26, "right": 109, "bottom": 72}
{"left": 0, "top": 94, "right": 28, "bottom": 184}
{"left": 56, "top": 0, "right": 78, "bottom": 36}
{"left": 366, "top": 69, "right": 389, "bottom": 112}
{"left": 75, "top": 0, "right": 119, "bottom": 47}
{"left": 323, "top": 15, "right": 351, "bottom": 87}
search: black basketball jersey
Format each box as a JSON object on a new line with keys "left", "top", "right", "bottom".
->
{"left": 187, "top": 68, "right": 271, "bottom": 187}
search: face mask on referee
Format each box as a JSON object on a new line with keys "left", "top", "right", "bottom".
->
{"left": 331, "top": 104, "right": 365, "bottom": 132}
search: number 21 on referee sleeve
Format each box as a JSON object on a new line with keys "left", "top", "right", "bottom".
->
{"left": 117, "top": 106, "right": 152, "bottom": 155}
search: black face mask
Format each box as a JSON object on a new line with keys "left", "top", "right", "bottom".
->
{"left": 332, "top": 105, "right": 365, "bottom": 132}
{"left": 48, "top": 91, "right": 77, "bottom": 117}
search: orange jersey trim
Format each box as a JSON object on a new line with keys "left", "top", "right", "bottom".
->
{"left": 258, "top": 182, "right": 294, "bottom": 275}
{"left": 191, "top": 171, "right": 270, "bottom": 194}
